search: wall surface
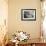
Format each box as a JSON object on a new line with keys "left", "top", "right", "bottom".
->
{"left": 8, "top": 0, "right": 41, "bottom": 39}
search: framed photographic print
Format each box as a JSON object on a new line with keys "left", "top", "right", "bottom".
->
{"left": 21, "top": 9, "right": 36, "bottom": 21}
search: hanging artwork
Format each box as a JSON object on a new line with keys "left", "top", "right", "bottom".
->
{"left": 21, "top": 9, "right": 36, "bottom": 21}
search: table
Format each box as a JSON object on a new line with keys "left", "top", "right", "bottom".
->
{"left": 5, "top": 38, "right": 46, "bottom": 46}
{"left": 5, "top": 41, "right": 15, "bottom": 46}
{"left": 18, "top": 38, "right": 46, "bottom": 46}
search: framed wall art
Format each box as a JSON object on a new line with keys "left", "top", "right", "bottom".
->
{"left": 21, "top": 9, "right": 36, "bottom": 21}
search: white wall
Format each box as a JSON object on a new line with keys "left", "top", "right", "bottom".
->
{"left": 8, "top": 0, "right": 41, "bottom": 39}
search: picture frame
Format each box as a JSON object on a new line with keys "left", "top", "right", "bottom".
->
{"left": 21, "top": 9, "right": 36, "bottom": 21}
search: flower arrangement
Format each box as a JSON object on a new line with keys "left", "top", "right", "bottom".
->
{"left": 12, "top": 31, "right": 30, "bottom": 42}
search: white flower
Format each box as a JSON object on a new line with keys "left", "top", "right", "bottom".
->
{"left": 12, "top": 31, "right": 30, "bottom": 41}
